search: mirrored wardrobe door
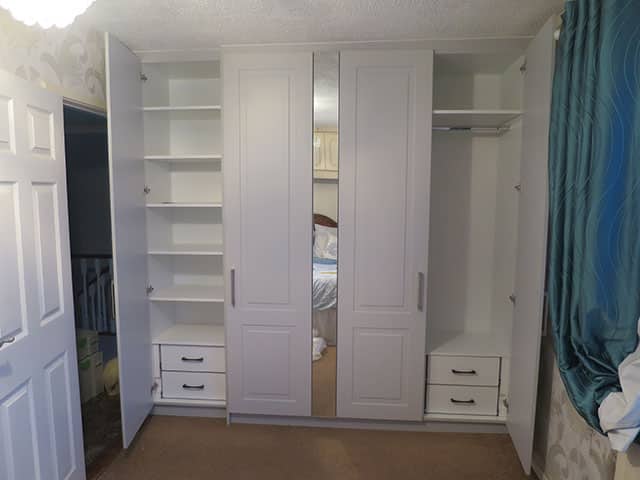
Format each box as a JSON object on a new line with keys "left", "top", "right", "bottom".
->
{"left": 312, "top": 51, "right": 339, "bottom": 417}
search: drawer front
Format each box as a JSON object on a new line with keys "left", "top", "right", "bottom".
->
{"left": 428, "top": 355, "right": 500, "bottom": 386}
{"left": 426, "top": 385, "right": 498, "bottom": 416}
{"left": 162, "top": 371, "right": 226, "bottom": 400}
{"left": 161, "top": 345, "right": 225, "bottom": 373}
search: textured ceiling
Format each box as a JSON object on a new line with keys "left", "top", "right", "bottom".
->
{"left": 78, "top": 0, "right": 564, "bottom": 51}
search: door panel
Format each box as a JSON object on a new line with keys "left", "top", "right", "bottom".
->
{"left": 337, "top": 50, "right": 432, "bottom": 420}
{"left": 224, "top": 52, "right": 312, "bottom": 416}
{"left": 0, "top": 69, "right": 85, "bottom": 479}
{"left": 507, "top": 17, "right": 556, "bottom": 474}
{"left": 105, "top": 33, "right": 152, "bottom": 447}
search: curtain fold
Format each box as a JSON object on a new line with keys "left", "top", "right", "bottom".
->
{"left": 548, "top": 0, "right": 640, "bottom": 436}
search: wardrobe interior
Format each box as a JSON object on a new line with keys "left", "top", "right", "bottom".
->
{"left": 426, "top": 52, "right": 525, "bottom": 418}
{"left": 140, "top": 60, "right": 227, "bottom": 407}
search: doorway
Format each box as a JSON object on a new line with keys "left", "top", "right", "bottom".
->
{"left": 63, "top": 104, "right": 122, "bottom": 478}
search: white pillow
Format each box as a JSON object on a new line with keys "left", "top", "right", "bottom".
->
{"left": 313, "top": 224, "right": 338, "bottom": 260}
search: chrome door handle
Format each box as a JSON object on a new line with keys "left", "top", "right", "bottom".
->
{"left": 230, "top": 268, "right": 236, "bottom": 307}
{"left": 417, "top": 272, "right": 425, "bottom": 312}
{"left": 0, "top": 335, "right": 16, "bottom": 348}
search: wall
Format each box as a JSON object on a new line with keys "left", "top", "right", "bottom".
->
{"left": 533, "top": 335, "right": 617, "bottom": 479}
{"left": 0, "top": 8, "right": 105, "bottom": 108}
{"left": 314, "top": 181, "right": 338, "bottom": 221}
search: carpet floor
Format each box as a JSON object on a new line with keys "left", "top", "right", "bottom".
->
{"left": 97, "top": 416, "right": 530, "bottom": 480}
{"left": 312, "top": 345, "right": 337, "bottom": 417}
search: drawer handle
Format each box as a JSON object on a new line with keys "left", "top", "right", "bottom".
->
{"left": 450, "top": 398, "right": 476, "bottom": 405}
{"left": 182, "top": 384, "right": 205, "bottom": 390}
{"left": 181, "top": 357, "right": 204, "bottom": 363}
{"left": 451, "top": 369, "right": 477, "bottom": 375}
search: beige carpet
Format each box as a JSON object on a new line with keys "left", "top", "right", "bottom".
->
{"left": 312, "top": 345, "right": 337, "bottom": 417}
{"left": 97, "top": 416, "right": 530, "bottom": 480}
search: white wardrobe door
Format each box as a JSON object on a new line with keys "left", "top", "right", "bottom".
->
{"left": 105, "top": 33, "right": 152, "bottom": 446}
{"left": 0, "top": 70, "right": 85, "bottom": 480}
{"left": 224, "top": 52, "right": 312, "bottom": 416}
{"left": 507, "top": 16, "right": 556, "bottom": 474}
{"left": 337, "top": 50, "right": 432, "bottom": 421}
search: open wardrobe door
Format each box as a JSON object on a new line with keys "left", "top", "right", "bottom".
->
{"left": 507, "top": 16, "right": 556, "bottom": 474}
{"left": 105, "top": 33, "right": 152, "bottom": 447}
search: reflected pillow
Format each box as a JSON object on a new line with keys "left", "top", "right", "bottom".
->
{"left": 313, "top": 224, "right": 337, "bottom": 260}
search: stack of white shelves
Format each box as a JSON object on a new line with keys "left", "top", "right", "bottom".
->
{"left": 142, "top": 61, "right": 226, "bottom": 408}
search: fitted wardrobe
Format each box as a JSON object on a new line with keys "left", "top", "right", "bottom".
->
{"left": 103, "top": 15, "right": 554, "bottom": 475}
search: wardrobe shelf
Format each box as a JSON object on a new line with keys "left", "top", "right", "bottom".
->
{"left": 144, "top": 154, "right": 222, "bottom": 162}
{"left": 153, "top": 324, "right": 225, "bottom": 347}
{"left": 433, "top": 109, "right": 522, "bottom": 129}
{"left": 427, "top": 330, "right": 510, "bottom": 357}
{"left": 149, "top": 284, "right": 225, "bottom": 303}
{"left": 148, "top": 243, "right": 224, "bottom": 256}
{"left": 423, "top": 413, "right": 507, "bottom": 425}
{"left": 143, "top": 105, "right": 222, "bottom": 112}
{"left": 146, "top": 202, "right": 222, "bottom": 208}
{"left": 154, "top": 397, "right": 226, "bottom": 408}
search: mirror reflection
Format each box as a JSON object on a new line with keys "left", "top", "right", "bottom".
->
{"left": 312, "top": 51, "right": 338, "bottom": 417}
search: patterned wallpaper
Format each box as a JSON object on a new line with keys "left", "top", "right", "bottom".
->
{"left": 0, "top": 8, "right": 105, "bottom": 108}
{"left": 533, "top": 336, "right": 618, "bottom": 480}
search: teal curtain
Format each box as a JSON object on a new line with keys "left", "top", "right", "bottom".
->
{"left": 548, "top": 0, "right": 640, "bottom": 436}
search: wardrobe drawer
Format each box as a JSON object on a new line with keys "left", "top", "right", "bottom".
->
{"left": 161, "top": 345, "right": 225, "bottom": 373}
{"left": 427, "top": 355, "right": 500, "bottom": 386}
{"left": 162, "top": 371, "right": 226, "bottom": 401}
{"left": 426, "top": 385, "right": 498, "bottom": 416}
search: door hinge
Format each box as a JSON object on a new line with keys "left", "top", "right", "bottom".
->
{"left": 144, "top": 185, "right": 151, "bottom": 195}
{"left": 514, "top": 184, "right": 521, "bottom": 192}
{"left": 503, "top": 398, "right": 510, "bottom": 411}
{"left": 520, "top": 61, "right": 527, "bottom": 74}
{"left": 151, "top": 381, "right": 158, "bottom": 394}
{"left": 146, "top": 285, "right": 154, "bottom": 295}
{"left": 140, "top": 73, "right": 148, "bottom": 82}
{"left": 509, "top": 294, "right": 516, "bottom": 305}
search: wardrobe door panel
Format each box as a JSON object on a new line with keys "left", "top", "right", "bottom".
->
{"left": 105, "top": 33, "right": 152, "bottom": 446}
{"left": 224, "top": 52, "right": 312, "bottom": 416}
{"left": 507, "top": 17, "right": 556, "bottom": 474}
{"left": 337, "top": 50, "right": 432, "bottom": 420}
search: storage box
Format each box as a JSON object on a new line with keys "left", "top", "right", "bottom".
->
{"left": 79, "top": 351, "right": 104, "bottom": 403}
{"left": 76, "top": 329, "right": 99, "bottom": 360}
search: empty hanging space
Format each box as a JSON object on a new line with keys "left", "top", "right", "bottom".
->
{"left": 426, "top": 52, "right": 525, "bottom": 421}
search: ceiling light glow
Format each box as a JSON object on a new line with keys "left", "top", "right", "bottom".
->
{"left": 0, "top": 0, "right": 95, "bottom": 28}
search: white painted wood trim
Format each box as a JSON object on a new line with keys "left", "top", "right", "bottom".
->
{"left": 229, "top": 414, "right": 507, "bottom": 434}
{"left": 152, "top": 405, "right": 227, "bottom": 418}
{"left": 220, "top": 37, "right": 532, "bottom": 55}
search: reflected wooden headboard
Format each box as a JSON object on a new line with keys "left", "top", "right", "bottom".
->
{"left": 313, "top": 213, "right": 337, "bottom": 228}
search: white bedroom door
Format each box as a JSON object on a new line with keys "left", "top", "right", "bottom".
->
{"left": 337, "top": 50, "right": 433, "bottom": 421}
{"left": 105, "top": 33, "right": 153, "bottom": 446}
{"left": 507, "top": 16, "right": 556, "bottom": 474}
{"left": 224, "top": 52, "right": 313, "bottom": 416}
{"left": 0, "top": 70, "right": 85, "bottom": 479}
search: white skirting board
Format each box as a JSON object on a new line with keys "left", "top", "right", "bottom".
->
{"left": 615, "top": 443, "right": 640, "bottom": 480}
{"left": 152, "top": 405, "right": 227, "bottom": 418}
{"left": 229, "top": 414, "right": 507, "bottom": 434}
